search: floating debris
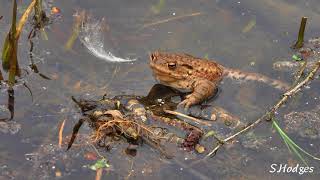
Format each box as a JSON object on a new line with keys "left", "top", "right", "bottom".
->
{"left": 0, "top": 121, "right": 21, "bottom": 134}
{"left": 292, "top": 54, "right": 302, "bottom": 61}
{"left": 182, "top": 129, "right": 203, "bottom": 151}
{"left": 51, "top": 6, "right": 61, "bottom": 15}
{"left": 70, "top": 93, "right": 211, "bottom": 158}
{"left": 87, "top": 158, "right": 110, "bottom": 171}
{"left": 79, "top": 12, "right": 136, "bottom": 62}
{"left": 273, "top": 60, "right": 306, "bottom": 72}
{"left": 273, "top": 37, "right": 320, "bottom": 72}
{"left": 242, "top": 17, "right": 256, "bottom": 33}
{"left": 151, "top": 0, "right": 166, "bottom": 14}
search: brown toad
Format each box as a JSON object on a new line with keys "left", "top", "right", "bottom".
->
{"left": 149, "top": 51, "right": 289, "bottom": 109}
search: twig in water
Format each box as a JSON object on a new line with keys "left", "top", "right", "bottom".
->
{"left": 163, "top": 109, "right": 211, "bottom": 126}
{"left": 293, "top": 61, "right": 307, "bottom": 84}
{"left": 284, "top": 61, "right": 319, "bottom": 96}
{"left": 58, "top": 119, "right": 66, "bottom": 148}
{"left": 124, "top": 160, "right": 134, "bottom": 180}
{"left": 142, "top": 12, "right": 203, "bottom": 29}
{"left": 95, "top": 168, "right": 103, "bottom": 180}
{"left": 206, "top": 60, "right": 320, "bottom": 157}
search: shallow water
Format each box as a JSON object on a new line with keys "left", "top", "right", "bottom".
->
{"left": 0, "top": 0, "right": 320, "bottom": 179}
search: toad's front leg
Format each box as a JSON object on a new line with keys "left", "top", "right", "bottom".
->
{"left": 179, "top": 80, "right": 217, "bottom": 109}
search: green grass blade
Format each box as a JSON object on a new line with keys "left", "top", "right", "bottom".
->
{"left": 272, "top": 119, "right": 320, "bottom": 165}
{"left": 273, "top": 120, "right": 306, "bottom": 165}
{"left": 2, "top": 34, "right": 12, "bottom": 71}
{"left": 281, "top": 128, "right": 320, "bottom": 161}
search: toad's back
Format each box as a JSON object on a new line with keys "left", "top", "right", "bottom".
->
{"left": 149, "top": 51, "right": 289, "bottom": 108}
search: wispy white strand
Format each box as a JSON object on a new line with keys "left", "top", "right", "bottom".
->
{"left": 79, "top": 17, "right": 136, "bottom": 62}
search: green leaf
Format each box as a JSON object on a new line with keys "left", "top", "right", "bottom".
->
{"left": 88, "top": 158, "right": 110, "bottom": 171}
{"left": 2, "top": 34, "right": 12, "bottom": 71}
{"left": 292, "top": 54, "right": 302, "bottom": 61}
{"left": 2, "top": 0, "right": 17, "bottom": 71}
{"left": 204, "top": 130, "right": 216, "bottom": 138}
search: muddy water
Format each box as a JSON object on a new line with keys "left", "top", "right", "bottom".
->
{"left": 0, "top": 0, "right": 319, "bottom": 179}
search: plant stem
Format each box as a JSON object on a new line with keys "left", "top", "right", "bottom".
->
{"left": 293, "top": 17, "right": 307, "bottom": 49}
{"left": 7, "top": 0, "right": 18, "bottom": 87}
{"left": 0, "top": 69, "right": 3, "bottom": 82}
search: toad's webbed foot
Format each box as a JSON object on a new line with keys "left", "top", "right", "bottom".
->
{"left": 178, "top": 94, "right": 201, "bottom": 110}
{"left": 178, "top": 80, "right": 217, "bottom": 110}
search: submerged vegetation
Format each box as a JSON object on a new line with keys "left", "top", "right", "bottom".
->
{"left": 272, "top": 118, "right": 320, "bottom": 166}
{"left": 2, "top": 0, "right": 19, "bottom": 87}
{"left": 1, "top": 0, "right": 49, "bottom": 87}
{"left": 1, "top": 0, "right": 52, "bottom": 120}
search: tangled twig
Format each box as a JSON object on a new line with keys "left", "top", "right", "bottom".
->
{"left": 206, "top": 60, "right": 320, "bottom": 157}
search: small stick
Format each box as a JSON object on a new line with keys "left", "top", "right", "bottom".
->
{"left": 293, "top": 61, "right": 307, "bottom": 84}
{"left": 142, "top": 12, "right": 202, "bottom": 29}
{"left": 124, "top": 160, "right": 134, "bottom": 180}
{"left": 58, "top": 119, "right": 66, "bottom": 148}
{"left": 293, "top": 17, "right": 308, "bottom": 49}
{"left": 163, "top": 109, "right": 211, "bottom": 126}
{"left": 206, "top": 143, "right": 223, "bottom": 157}
{"left": 95, "top": 168, "right": 103, "bottom": 180}
{"left": 206, "top": 60, "right": 320, "bottom": 157}
{"left": 285, "top": 63, "right": 320, "bottom": 96}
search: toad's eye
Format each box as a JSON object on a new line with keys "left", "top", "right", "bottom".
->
{"left": 167, "top": 62, "right": 176, "bottom": 70}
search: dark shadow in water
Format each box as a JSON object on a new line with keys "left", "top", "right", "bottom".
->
{"left": 7, "top": 87, "right": 14, "bottom": 120}
{"left": 0, "top": 69, "right": 3, "bottom": 81}
{"left": 143, "top": 83, "right": 180, "bottom": 101}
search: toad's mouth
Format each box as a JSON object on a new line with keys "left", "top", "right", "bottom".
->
{"left": 152, "top": 72, "right": 192, "bottom": 92}
{"left": 150, "top": 63, "right": 185, "bottom": 80}
{"left": 152, "top": 71, "right": 182, "bottom": 82}
{"left": 151, "top": 68, "right": 185, "bottom": 80}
